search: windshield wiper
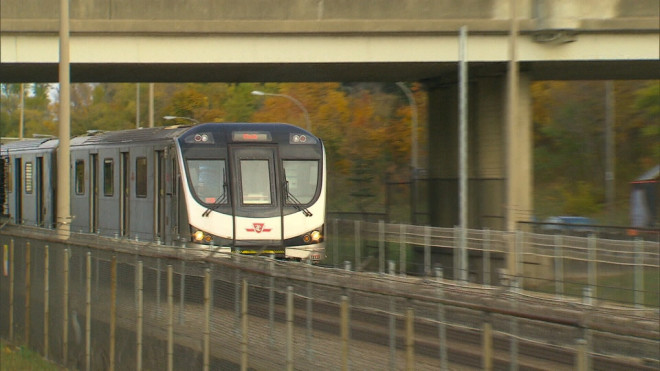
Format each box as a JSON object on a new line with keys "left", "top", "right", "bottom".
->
{"left": 284, "top": 180, "right": 312, "bottom": 217}
{"left": 202, "top": 170, "right": 229, "bottom": 217}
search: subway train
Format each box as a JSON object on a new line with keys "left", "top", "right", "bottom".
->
{"left": 0, "top": 123, "right": 326, "bottom": 262}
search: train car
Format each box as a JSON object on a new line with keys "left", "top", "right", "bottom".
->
{"left": 0, "top": 123, "right": 326, "bottom": 262}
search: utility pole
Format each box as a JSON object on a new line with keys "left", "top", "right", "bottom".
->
{"left": 57, "top": 0, "right": 71, "bottom": 236}
{"left": 605, "top": 81, "right": 616, "bottom": 223}
{"left": 149, "top": 83, "right": 154, "bottom": 128}
{"left": 19, "top": 84, "right": 25, "bottom": 139}
{"left": 458, "top": 25, "right": 468, "bottom": 283}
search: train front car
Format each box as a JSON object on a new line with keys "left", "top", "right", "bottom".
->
{"left": 176, "top": 123, "right": 326, "bottom": 262}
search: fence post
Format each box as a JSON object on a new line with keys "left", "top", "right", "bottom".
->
{"left": 25, "top": 241, "right": 31, "bottom": 345}
{"left": 269, "top": 258, "right": 275, "bottom": 345}
{"left": 354, "top": 220, "right": 361, "bottom": 271}
{"left": 575, "top": 338, "right": 588, "bottom": 371}
{"left": 241, "top": 279, "right": 249, "bottom": 371}
{"left": 179, "top": 260, "right": 186, "bottom": 324}
{"left": 508, "top": 278, "right": 520, "bottom": 371}
{"left": 9, "top": 239, "right": 14, "bottom": 341}
{"left": 85, "top": 252, "right": 91, "bottom": 371}
{"left": 483, "top": 312, "right": 493, "bottom": 371}
{"left": 587, "top": 235, "right": 597, "bottom": 302}
{"left": 424, "top": 226, "right": 431, "bottom": 277}
{"left": 137, "top": 261, "right": 144, "bottom": 371}
{"left": 203, "top": 268, "right": 210, "bottom": 371}
{"left": 515, "top": 230, "right": 524, "bottom": 289}
{"left": 399, "top": 224, "right": 407, "bottom": 276}
{"left": 44, "top": 245, "right": 49, "bottom": 359}
{"left": 287, "top": 286, "right": 294, "bottom": 371}
{"left": 340, "top": 295, "right": 350, "bottom": 371}
{"left": 405, "top": 306, "right": 415, "bottom": 371}
{"left": 554, "top": 234, "right": 564, "bottom": 297}
{"left": 435, "top": 267, "right": 448, "bottom": 371}
{"left": 109, "top": 256, "right": 116, "bottom": 371}
{"left": 63, "top": 248, "right": 69, "bottom": 366}
{"left": 388, "top": 294, "right": 396, "bottom": 371}
{"left": 333, "top": 219, "right": 339, "bottom": 267}
{"left": 634, "top": 238, "right": 644, "bottom": 308}
{"left": 156, "top": 258, "right": 161, "bottom": 316}
{"left": 379, "top": 220, "right": 385, "bottom": 274}
{"left": 306, "top": 263, "right": 313, "bottom": 360}
{"left": 167, "top": 265, "right": 174, "bottom": 371}
{"left": 483, "top": 229, "right": 491, "bottom": 286}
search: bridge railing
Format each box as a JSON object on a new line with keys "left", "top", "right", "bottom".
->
{"left": 325, "top": 219, "right": 660, "bottom": 308}
{"left": 0, "top": 226, "right": 658, "bottom": 370}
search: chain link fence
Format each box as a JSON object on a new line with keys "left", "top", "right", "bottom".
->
{"left": 1, "top": 225, "right": 659, "bottom": 370}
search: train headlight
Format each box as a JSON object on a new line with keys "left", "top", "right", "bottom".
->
{"left": 193, "top": 230, "right": 205, "bottom": 242}
{"left": 310, "top": 230, "right": 322, "bottom": 243}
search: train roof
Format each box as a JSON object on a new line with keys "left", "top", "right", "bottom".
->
{"left": 71, "top": 125, "right": 192, "bottom": 146}
{"left": 1, "top": 123, "right": 318, "bottom": 154}
{"left": 0, "top": 137, "right": 58, "bottom": 155}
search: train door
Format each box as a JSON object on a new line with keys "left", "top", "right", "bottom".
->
{"left": 120, "top": 152, "right": 130, "bottom": 237}
{"left": 14, "top": 158, "right": 22, "bottom": 224}
{"left": 155, "top": 150, "right": 166, "bottom": 241}
{"left": 230, "top": 146, "right": 282, "bottom": 244}
{"left": 89, "top": 154, "right": 99, "bottom": 233}
{"left": 35, "top": 157, "right": 44, "bottom": 226}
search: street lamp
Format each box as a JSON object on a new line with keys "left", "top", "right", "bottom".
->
{"left": 163, "top": 116, "right": 200, "bottom": 124}
{"left": 251, "top": 90, "right": 311, "bottom": 132}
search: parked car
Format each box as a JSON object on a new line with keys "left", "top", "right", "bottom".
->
{"left": 542, "top": 216, "right": 596, "bottom": 234}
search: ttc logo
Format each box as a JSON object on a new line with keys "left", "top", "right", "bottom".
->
{"left": 246, "top": 223, "right": 272, "bottom": 233}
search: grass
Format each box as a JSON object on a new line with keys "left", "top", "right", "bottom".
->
{"left": 0, "top": 340, "right": 65, "bottom": 371}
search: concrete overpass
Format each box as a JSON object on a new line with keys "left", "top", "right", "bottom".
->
{"left": 1, "top": 0, "right": 659, "bottom": 230}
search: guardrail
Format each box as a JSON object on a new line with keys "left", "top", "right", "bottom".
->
{"left": 1, "top": 224, "right": 658, "bottom": 370}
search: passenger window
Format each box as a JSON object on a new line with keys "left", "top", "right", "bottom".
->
{"left": 103, "top": 159, "right": 114, "bottom": 196}
{"left": 240, "top": 160, "right": 271, "bottom": 204}
{"left": 75, "top": 160, "right": 85, "bottom": 195}
{"left": 136, "top": 157, "right": 147, "bottom": 197}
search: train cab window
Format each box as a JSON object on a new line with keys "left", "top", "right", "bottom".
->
{"left": 240, "top": 160, "right": 272, "bottom": 205}
{"left": 283, "top": 160, "right": 319, "bottom": 204}
{"left": 24, "top": 162, "right": 33, "bottom": 194}
{"left": 75, "top": 160, "right": 85, "bottom": 195}
{"left": 187, "top": 159, "right": 226, "bottom": 204}
{"left": 136, "top": 157, "right": 147, "bottom": 198}
{"left": 103, "top": 159, "right": 114, "bottom": 196}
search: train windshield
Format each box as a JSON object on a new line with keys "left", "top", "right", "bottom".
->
{"left": 283, "top": 160, "right": 319, "bottom": 205}
{"left": 240, "top": 160, "right": 272, "bottom": 204}
{"left": 187, "top": 159, "right": 227, "bottom": 204}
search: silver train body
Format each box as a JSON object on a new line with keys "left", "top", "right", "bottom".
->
{"left": 1, "top": 123, "right": 326, "bottom": 261}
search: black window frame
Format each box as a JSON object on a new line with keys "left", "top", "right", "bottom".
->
{"left": 103, "top": 158, "right": 114, "bottom": 197}
{"left": 74, "top": 160, "right": 85, "bottom": 195}
{"left": 135, "top": 156, "right": 147, "bottom": 198}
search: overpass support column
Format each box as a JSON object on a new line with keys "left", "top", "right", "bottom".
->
{"left": 426, "top": 73, "right": 532, "bottom": 231}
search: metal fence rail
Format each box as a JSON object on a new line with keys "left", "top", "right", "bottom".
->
{"left": 326, "top": 219, "right": 660, "bottom": 308}
{"left": 1, "top": 224, "right": 659, "bottom": 371}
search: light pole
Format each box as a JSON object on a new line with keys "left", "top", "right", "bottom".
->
{"left": 251, "top": 90, "right": 311, "bottom": 132}
{"left": 163, "top": 116, "right": 200, "bottom": 125}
